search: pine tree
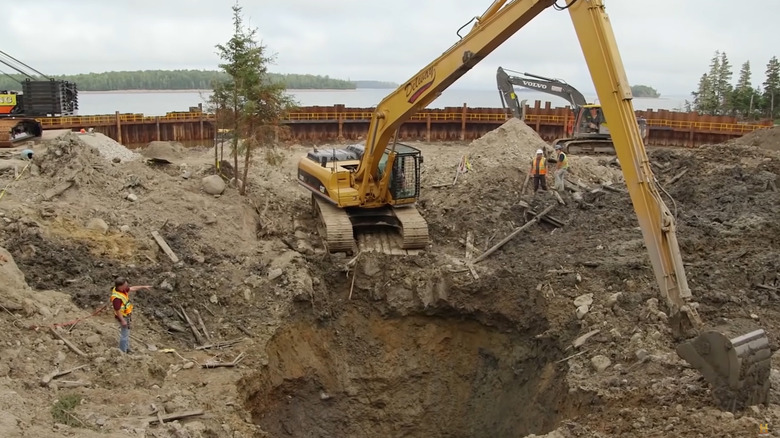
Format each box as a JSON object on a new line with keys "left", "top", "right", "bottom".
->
{"left": 731, "top": 61, "right": 759, "bottom": 119}
{"left": 211, "top": 2, "right": 296, "bottom": 195}
{"left": 691, "top": 73, "right": 716, "bottom": 115}
{"left": 762, "top": 56, "right": 780, "bottom": 120}
{"left": 715, "top": 52, "right": 733, "bottom": 115}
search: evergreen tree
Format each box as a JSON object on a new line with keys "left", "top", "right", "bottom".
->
{"left": 715, "top": 51, "right": 733, "bottom": 115}
{"left": 763, "top": 56, "right": 780, "bottom": 119}
{"left": 731, "top": 61, "right": 759, "bottom": 119}
{"left": 211, "top": 2, "right": 296, "bottom": 195}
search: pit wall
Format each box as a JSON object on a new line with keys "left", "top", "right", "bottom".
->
{"left": 35, "top": 101, "right": 773, "bottom": 148}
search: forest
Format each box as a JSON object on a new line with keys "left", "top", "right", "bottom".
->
{"left": 0, "top": 70, "right": 398, "bottom": 92}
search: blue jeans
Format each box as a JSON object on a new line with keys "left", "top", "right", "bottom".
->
{"left": 119, "top": 318, "right": 131, "bottom": 352}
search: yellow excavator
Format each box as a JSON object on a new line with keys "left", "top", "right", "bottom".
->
{"left": 296, "top": 0, "right": 770, "bottom": 412}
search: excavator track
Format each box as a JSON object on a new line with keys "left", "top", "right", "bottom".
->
{"left": 312, "top": 195, "right": 356, "bottom": 253}
{"left": 554, "top": 138, "right": 616, "bottom": 155}
{"left": 0, "top": 119, "right": 42, "bottom": 148}
{"left": 676, "top": 328, "right": 771, "bottom": 412}
{"left": 312, "top": 195, "right": 429, "bottom": 255}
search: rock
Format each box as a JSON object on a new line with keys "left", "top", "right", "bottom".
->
{"left": 635, "top": 349, "right": 649, "bottom": 361}
{"left": 182, "top": 170, "right": 192, "bottom": 179}
{"left": 575, "top": 304, "right": 589, "bottom": 319}
{"left": 591, "top": 354, "right": 612, "bottom": 372}
{"left": 182, "top": 361, "right": 195, "bottom": 370}
{"left": 267, "top": 268, "right": 283, "bottom": 281}
{"left": 86, "top": 218, "right": 109, "bottom": 234}
{"left": 607, "top": 292, "right": 623, "bottom": 307}
{"left": 573, "top": 293, "right": 593, "bottom": 308}
{"left": 85, "top": 334, "right": 101, "bottom": 347}
{"left": 126, "top": 193, "right": 138, "bottom": 202}
{"left": 159, "top": 279, "right": 175, "bottom": 292}
{"left": 119, "top": 225, "right": 131, "bottom": 233}
{"left": 201, "top": 175, "right": 226, "bottom": 195}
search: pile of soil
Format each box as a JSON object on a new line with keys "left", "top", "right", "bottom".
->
{"left": 728, "top": 125, "right": 780, "bottom": 151}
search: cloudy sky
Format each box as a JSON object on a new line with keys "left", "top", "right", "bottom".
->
{"left": 3, "top": 1, "right": 777, "bottom": 97}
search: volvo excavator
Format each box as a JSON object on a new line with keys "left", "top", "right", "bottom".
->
{"left": 296, "top": 0, "right": 770, "bottom": 412}
{"left": 0, "top": 50, "right": 78, "bottom": 147}
{"left": 496, "top": 66, "right": 648, "bottom": 154}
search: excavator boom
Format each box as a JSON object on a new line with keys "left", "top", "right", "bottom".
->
{"left": 566, "top": 0, "right": 769, "bottom": 410}
{"left": 497, "top": 66, "right": 587, "bottom": 117}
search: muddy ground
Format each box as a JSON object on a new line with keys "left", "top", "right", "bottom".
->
{"left": 0, "top": 123, "right": 779, "bottom": 437}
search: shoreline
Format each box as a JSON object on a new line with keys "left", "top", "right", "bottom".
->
{"left": 78, "top": 88, "right": 377, "bottom": 94}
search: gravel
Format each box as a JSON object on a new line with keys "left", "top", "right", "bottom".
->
{"left": 75, "top": 133, "right": 143, "bottom": 163}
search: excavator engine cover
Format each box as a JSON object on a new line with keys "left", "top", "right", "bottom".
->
{"left": 676, "top": 328, "right": 771, "bottom": 412}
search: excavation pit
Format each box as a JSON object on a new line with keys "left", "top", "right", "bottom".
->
{"left": 241, "top": 307, "right": 587, "bottom": 437}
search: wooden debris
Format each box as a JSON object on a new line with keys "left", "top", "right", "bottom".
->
{"left": 520, "top": 173, "right": 531, "bottom": 195}
{"left": 600, "top": 183, "right": 626, "bottom": 193}
{"left": 178, "top": 305, "right": 204, "bottom": 345}
{"left": 151, "top": 231, "right": 180, "bottom": 263}
{"left": 464, "top": 231, "right": 479, "bottom": 279}
{"left": 553, "top": 190, "right": 565, "bottom": 205}
{"left": 41, "top": 180, "right": 74, "bottom": 201}
{"left": 193, "top": 309, "right": 211, "bottom": 342}
{"left": 194, "top": 338, "right": 244, "bottom": 351}
{"left": 145, "top": 410, "right": 204, "bottom": 426}
{"left": 668, "top": 168, "right": 689, "bottom": 185}
{"left": 555, "top": 349, "right": 588, "bottom": 364}
{"left": 547, "top": 269, "right": 575, "bottom": 275}
{"left": 54, "top": 380, "right": 90, "bottom": 388}
{"left": 49, "top": 327, "right": 86, "bottom": 357}
{"left": 41, "top": 364, "right": 89, "bottom": 386}
{"left": 235, "top": 324, "right": 253, "bottom": 337}
{"left": 566, "top": 177, "right": 591, "bottom": 191}
{"left": 473, "top": 205, "right": 555, "bottom": 264}
{"left": 202, "top": 352, "right": 245, "bottom": 368}
{"left": 517, "top": 201, "right": 565, "bottom": 227}
{"left": 572, "top": 329, "right": 601, "bottom": 348}
{"left": 756, "top": 284, "right": 780, "bottom": 292}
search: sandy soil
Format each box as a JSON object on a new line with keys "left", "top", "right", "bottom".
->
{"left": 0, "top": 124, "right": 778, "bottom": 437}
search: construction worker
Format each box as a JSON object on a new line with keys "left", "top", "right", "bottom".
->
{"left": 529, "top": 149, "right": 547, "bottom": 193}
{"left": 110, "top": 277, "right": 152, "bottom": 353}
{"left": 553, "top": 144, "right": 569, "bottom": 192}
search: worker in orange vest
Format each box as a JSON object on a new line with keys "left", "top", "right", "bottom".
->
{"left": 529, "top": 148, "right": 548, "bottom": 193}
{"left": 110, "top": 277, "right": 153, "bottom": 353}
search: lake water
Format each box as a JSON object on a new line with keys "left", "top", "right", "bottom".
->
{"left": 76, "top": 88, "right": 690, "bottom": 116}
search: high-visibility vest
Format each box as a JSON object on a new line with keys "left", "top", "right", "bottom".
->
{"left": 110, "top": 288, "right": 133, "bottom": 316}
{"left": 558, "top": 152, "right": 569, "bottom": 169}
{"left": 531, "top": 157, "right": 547, "bottom": 175}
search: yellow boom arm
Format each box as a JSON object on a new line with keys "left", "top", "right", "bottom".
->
{"left": 353, "top": 0, "right": 556, "bottom": 206}
{"left": 566, "top": 0, "right": 700, "bottom": 336}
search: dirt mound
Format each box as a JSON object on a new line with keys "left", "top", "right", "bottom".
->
{"left": 730, "top": 125, "right": 780, "bottom": 151}
{"left": 74, "top": 132, "right": 142, "bottom": 162}
{"left": 140, "top": 140, "right": 186, "bottom": 164}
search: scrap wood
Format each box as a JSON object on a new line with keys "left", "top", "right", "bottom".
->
{"left": 553, "top": 190, "right": 565, "bottom": 205}
{"left": 202, "top": 352, "right": 245, "bottom": 368}
{"left": 668, "top": 168, "right": 689, "bottom": 185}
{"left": 555, "top": 349, "right": 588, "bottom": 364}
{"left": 151, "top": 231, "right": 180, "bottom": 263}
{"left": 178, "top": 305, "right": 205, "bottom": 345}
{"left": 756, "top": 284, "right": 780, "bottom": 292}
{"left": 40, "top": 364, "right": 89, "bottom": 386}
{"left": 194, "top": 338, "right": 244, "bottom": 351}
{"left": 600, "top": 183, "right": 626, "bottom": 193}
{"left": 473, "top": 205, "right": 555, "bottom": 264}
{"left": 193, "top": 309, "right": 211, "bottom": 342}
{"left": 517, "top": 201, "right": 565, "bottom": 227}
{"left": 54, "top": 380, "right": 90, "bottom": 388}
{"left": 520, "top": 173, "right": 531, "bottom": 194}
{"left": 49, "top": 327, "right": 86, "bottom": 357}
{"left": 145, "top": 410, "right": 204, "bottom": 426}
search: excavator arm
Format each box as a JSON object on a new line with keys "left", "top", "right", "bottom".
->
{"left": 566, "top": 0, "right": 769, "bottom": 411}
{"left": 353, "top": 0, "right": 557, "bottom": 206}
{"left": 497, "top": 66, "right": 587, "bottom": 117}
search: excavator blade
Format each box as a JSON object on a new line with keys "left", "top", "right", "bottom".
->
{"left": 676, "top": 328, "right": 771, "bottom": 412}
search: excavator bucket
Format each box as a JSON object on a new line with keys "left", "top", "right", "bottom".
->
{"left": 676, "top": 328, "right": 771, "bottom": 412}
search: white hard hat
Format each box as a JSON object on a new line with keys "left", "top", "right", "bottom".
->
{"left": 536, "top": 149, "right": 543, "bottom": 154}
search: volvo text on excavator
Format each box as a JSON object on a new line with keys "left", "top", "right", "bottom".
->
{"left": 296, "top": 0, "right": 771, "bottom": 413}
{"left": 0, "top": 50, "right": 78, "bottom": 147}
{"left": 496, "top": 66, "right": 648, "bottom": 154}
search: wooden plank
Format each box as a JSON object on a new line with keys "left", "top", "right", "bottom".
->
{"left": 42, "top": 180, "right": 74, "bottom": 201}
{"left": 151, "top": 231, "right": 180, "bottom": 263}
{"left": 473, "top": 205, "right": 555, "bottom": 264}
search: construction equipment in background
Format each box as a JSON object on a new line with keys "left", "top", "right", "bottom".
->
{"left": 296, "top": 0, "right": 770, "bottom": 412}
{"left": 496, "top": 66, "right": 648, "bottom": 154}
{"left": 0, "top": 50, "right": 78, "bottom": 147}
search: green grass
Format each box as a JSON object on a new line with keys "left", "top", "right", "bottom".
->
{"left": 51, "top": 394, "right": 87, "bottom": 427}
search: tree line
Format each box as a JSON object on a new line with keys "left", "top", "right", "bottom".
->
{"left": 0, "top": 70, "right": 369, "bottom": 92}
{"left": 689, "top": 51, "right": 779, "bottom": 120}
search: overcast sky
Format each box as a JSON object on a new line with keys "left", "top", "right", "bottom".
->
{"left": 3, "top": 1, "right": 777, "bottom": 97}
